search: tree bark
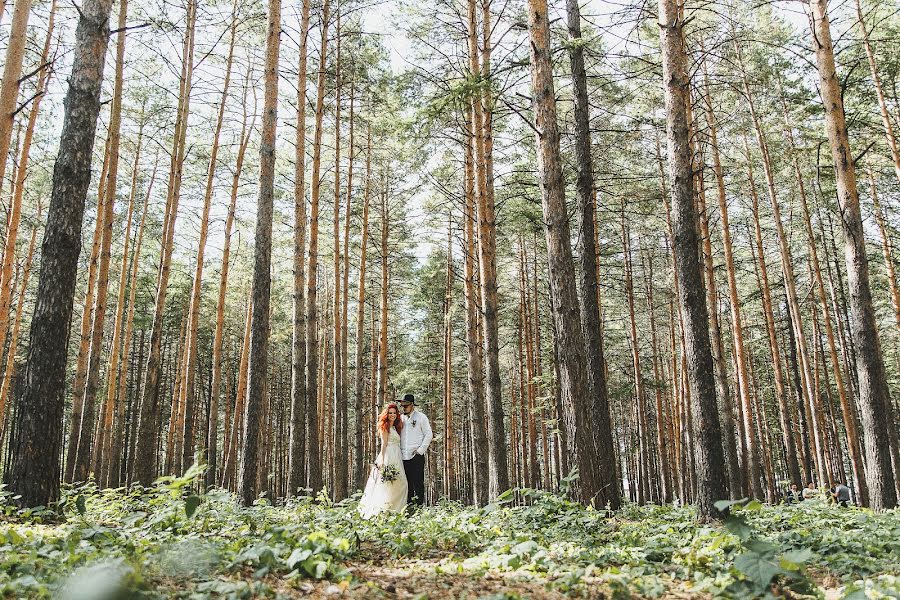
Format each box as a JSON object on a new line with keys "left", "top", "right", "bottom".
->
{"left": 208, "top": 78, "right": 253, "bottom": 490}
{"left": 352, "top": 123, "right": 372, "bottom": 489}
{"left": 462, "top": 103, "right": 489, "bottom": 504}
{"left": 240, "top": 0, "right": 280, "bottom": 505}
{"left": 133, "top": 0, "right": 197, "bottom": 486}
{"left": 180, "top": 2, "right": 237, "bottom": 477}
{"left": 866, "top": 164, "right": 900, "bottom": 334}
{"left": 0, "top": 0, "right": 56, "bottom": 448}
{"left": 3, "top": 0, "right": 115, "bottom": 507}
{"left": 377, "top": 187, "right": 389, "bottom": 409}
{"left": 331, "top": 9, "right": 345, "bottom": 499}
{"left": 526, "top": 0, "right": 601, "bottom": 504}
{"left": 305, "top": 0, "right": 330, "bottom": 494}
{"left": 699, "top": 58, "right": 758, "bottom": 495}
{"left": 657, "top": 0, "right": 728, "bottom": 520}
{"left": 779, "top": 83, "right": 867, "bottom": 503}
{"left": 110, "top": 149, "right": 156, "bottom": 488}
{"left": 288, "top": 0, "right": 311, "bottom": 495}
{"left": 694, "top": 140, "right": 745, "bottom": 499}
{"left": 565, "top": 0, "right": 619, "bottom": 509}
{"left": 339, "top": 77, "right": 354, "bottom": 498}
{"left": 100, "top": 97, "right": 142, "bottom": 489}
{"left": 0, "top": 0, "right": 33, "bottom": 204}
{"left": 855, "top": 0, "right": 900, "bottom": 186}
{"left": 74, "top": 0, "right": 132, "bottom": 484}
{"left": 65, "top": 139, "right": 109, "bottom": 483}
{"left": 809, "top": 0, "right": 897, "bottom": 509}
{"left": 737, "top": 42, "right": 829, "bottom": 490}
{"left": 467, "top": 0, "right": 509, "bottom": 497}
{"left": 622, "top": 213, "right": 652, "bottom": 504}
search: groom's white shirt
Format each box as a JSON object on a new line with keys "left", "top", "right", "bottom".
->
{"left": 400, "top": 409, "right": 433, "bottom": 461}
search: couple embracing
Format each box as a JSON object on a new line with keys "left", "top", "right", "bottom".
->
{"left": 358, "top": 393, "right": 433, "bottom": 518}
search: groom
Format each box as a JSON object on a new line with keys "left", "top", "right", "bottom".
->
{"left": 399, "top": 393, "right": 433, "bottom": 507}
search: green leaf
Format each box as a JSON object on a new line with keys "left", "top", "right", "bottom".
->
{"left": 744, "top": 539, "right": 777, "bottom": 555}
{"left": 714, "top": 498, "right": 749, "bottom": 512}
{"left": 511, "top": 540, "right": 539, "bottom": 556}
{"left": 287, "top": 548, "right": 312, "bottom": 569}
{"left": 184, "top": 495, "right": 201, "bottom": 519}
{"left": 724, "top": 515, "right": 752, "bottom": 542}
{"left": 734, "top": 550, "right": 782, "bottom": 590}
{"left": 744, "top": 500, "right": 763, "bottom": 512}
{"left": 779, "top": 548, "right": 813, "bottom": 571}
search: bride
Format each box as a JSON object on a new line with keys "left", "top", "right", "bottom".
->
{"left": 358, "top": 403, "right": 408, "bottom": 518}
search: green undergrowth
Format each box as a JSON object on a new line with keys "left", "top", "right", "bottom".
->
{"left": 0, "top": 468, "right": 898, "bottom": 599}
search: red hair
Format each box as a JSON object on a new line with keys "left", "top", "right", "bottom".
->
{"left": 378, "top": 403, "right": 403, "bottom": 435}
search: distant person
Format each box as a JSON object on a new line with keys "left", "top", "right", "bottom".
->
{"left": 802, "top": 481, "right": 818, "bottom": 500}
{"left": 831, "top": 482, "right": 852, "bottom": 507}
{"left": 786, "top": 483, "right": 802, "bottom": 504}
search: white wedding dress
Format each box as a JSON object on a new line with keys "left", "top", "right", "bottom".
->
{"left": 358, "top": 428, "right": 408, "bottom": 518}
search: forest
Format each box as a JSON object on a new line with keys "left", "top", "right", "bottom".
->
{"left": 0, "top": 0, "right": 899, "bottom": 596}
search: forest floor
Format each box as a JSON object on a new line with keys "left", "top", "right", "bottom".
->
{"left": 2, "top": 468, "right": 899, "bottom": 599}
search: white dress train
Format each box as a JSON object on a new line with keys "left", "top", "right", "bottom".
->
{"left": 358, "top": 428, "right": 408, "bottom": 518}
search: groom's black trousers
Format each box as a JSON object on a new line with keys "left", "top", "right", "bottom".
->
{"left": 403, "top": 454, "right": 426, "bottom": 506}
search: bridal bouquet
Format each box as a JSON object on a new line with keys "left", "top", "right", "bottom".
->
{"left": 378, "top": 464, "right": 400, "bottom": 483}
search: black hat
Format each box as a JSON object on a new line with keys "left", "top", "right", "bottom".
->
{"left": 401, "top": 393, "right": 416, "bottom": 405}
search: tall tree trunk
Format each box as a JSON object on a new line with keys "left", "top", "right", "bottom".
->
{"left": 462, "top": 101, "right": 489, "bottom": 504}
{"left": 621, "top": 212, "right": 651, "bottom": 504}
{"left": 0, "top": 0, "right": 56, "bottom": 447}
{"left": 737, "top": 42, "right": 829, "bottom": 490}
{"left": 855, "top": 0, "right": 900, "bottom": 186}
{"left": 699, "top": 58, "right": 760, "bottom": 495}
{"left": 121, "top": 157, "right": 157, "bottom": 486}
{"left": 745, "top": 146, "right": 806, "bottom": 492}
{"left": 65, "top": 139, "right": 109, "bottom": 483}
{"left": 809, "top": 0, "right": 897, "bottom": 509}
{"left": 0, "top": 0, "right": 33, "bottom": 203}
{"left": 352, "top": 123, "right": 371, "bottom": 489}
{"left": 0, "top": 200, "right": 41, "bottom": 449}
{"left": 644, "top": 253, "right": 672, "bottom": 502}
{"left": 305, "top": 0, "right": 330, "bottom": 494}
{"left": 779, "top": 84, "right": 867, "bottom": 502}
{"left": 658, "top": 0, "right": 728, "bottom": 520}
{"left": 180, "top": 3, "right": 237, "bottom": 476}
{"left": 74, "top": 0, "right": 131, "bottom": 484}
{"left": 111, "top": 150, "right": 156, "bottom": 488}
{"left": 339, "top": 77, "right": 354, "bottom": 498}
{"left": 224, "top": 298, "right": 252, "bottom": 489}
{"left": 289, "top": 0, "right": 311, "bottom": 495}
{"left": 695, "top": 143, "right": 745, "bottom": 498}
{"left": 0, "top": 0, "right": 55, "bottom": 390}
{"left": 101, "top": 101, "right": 142, "bottom": 489}
{"left": 443, "top": 216, "right": 454, "bottom": 499}
{"left": 331, "top": 7, "right": 345, "bottom": 500}
{"left": 133, "top": 0, "right": 197, "bottom": 486}
{"left": 3, "top": 0, "right": 114, "bottom": 506}
{"left": 866, "top": 165, "right": 900, "bottom": 334}
{"left": 467, "top": 0, "right": 509, "bottom": 497}
{"left": 564, "top": 0, "right": 619, "bottom": 509}
{"left": 377, "top": 187, "right": 389, "bottom": 409}
{"left": 518, "top": 242, "right": 535, "bottom": 489}
{"left": 208, "top": 80, "right": 252, "bottom": 490}
{"left": 240, "top": 0, "right": 280, "bottom": 505}
{"left": 526, "top": 0, "right": 601, "bottom": 504}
